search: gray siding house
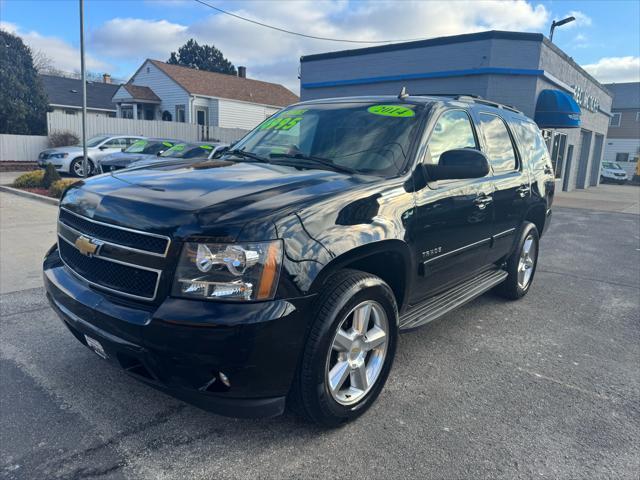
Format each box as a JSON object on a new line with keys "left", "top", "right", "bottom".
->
{"left": 299, "top": 30, "right": 613, "bottom": 191}
{"left": 112, "top": 60, "right": 299, "bottom": 130}
{"left": 40, "top": 74, "right": 118, "bottom": 117}
{"left": 603, "top": 82, "right": 640, "bottom": 176}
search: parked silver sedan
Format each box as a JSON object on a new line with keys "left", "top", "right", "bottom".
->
{"left": 38, "top": 135, "right": 144, "bottom": 176}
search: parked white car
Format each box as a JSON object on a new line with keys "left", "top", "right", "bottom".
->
{"left": 38, "top": 135, "right": 145, "bottom": 177}
{"left": 600, "top": 161, "right": 629, "bottom": 185}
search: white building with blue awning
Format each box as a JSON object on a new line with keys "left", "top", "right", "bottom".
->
{"left": 299, "top": 30, "right": 612, "bottom": 191}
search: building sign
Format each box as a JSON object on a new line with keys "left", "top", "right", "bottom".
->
{"left": 573, "top": 85, "right": 600, "bottom": 113}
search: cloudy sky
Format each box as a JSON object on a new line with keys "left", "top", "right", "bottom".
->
{"left": 2, "top": 0, "right": 639, "bottom": 93}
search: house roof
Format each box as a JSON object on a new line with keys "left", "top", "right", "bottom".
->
{"left": 122, "top": 83, "right": 161, "bottom": 102}
{"left": 147, "top": 60, "right": 298, "bottom": 107}
{"left": 40, "top": 74, "right": 119, "bottom": 111}
{"left": 605, "top": 82, "right": 640, "bottom": 109}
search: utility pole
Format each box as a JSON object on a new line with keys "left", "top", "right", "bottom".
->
{"left": 79, "top": 0, "right": 88, "bottom": 178}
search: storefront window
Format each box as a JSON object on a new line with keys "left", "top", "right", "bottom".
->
{"left": 550, "top": 133, "right": 567, "bottom": 179}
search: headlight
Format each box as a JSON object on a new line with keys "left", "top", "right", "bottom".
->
{"left": 172, "top": 240, "right": 283, "bottom": 301}
{"left": 52, "top": 153, "right": 68, "bottom": 159}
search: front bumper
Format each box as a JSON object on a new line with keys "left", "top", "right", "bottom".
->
{"left": 44, "top": 247, "right": 312, "bottom": 418}
{"left": 602, "top": 173, "right": 628, "bottom": 181}
{"left": 38, "top": 160, "right": 66, "bottom": 171}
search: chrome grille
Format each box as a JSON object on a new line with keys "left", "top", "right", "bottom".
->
{"left": 57, "top": 208, "right": 171, "bottom": 301}
{"left": 59, "top": 209, "right": 169, "bottom": 256}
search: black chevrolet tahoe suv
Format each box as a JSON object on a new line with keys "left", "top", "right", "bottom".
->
{"left": 44, "top": 94, "right": 554, "bottom": 426}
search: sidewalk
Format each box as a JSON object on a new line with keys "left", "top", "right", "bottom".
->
{"left": 554, "top": 183, "right": 639, "bottom": 215}
{"left": 0, "top": 191, "right": 57, "bottom": 293}
{"left": 0, "top": 171, "right": 24, "bottom": 186}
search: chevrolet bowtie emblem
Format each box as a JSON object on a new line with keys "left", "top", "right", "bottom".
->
{"left": 75, "top": 235, "right": 101, "bottom": 256}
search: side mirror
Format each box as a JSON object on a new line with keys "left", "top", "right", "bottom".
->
{"left": 424, "top": 149, "right": 489, "bottom": 181}
{"left": 157, "top": 151, "right": 163, "bottom": 156}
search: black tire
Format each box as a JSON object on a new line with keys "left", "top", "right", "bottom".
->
{"left": 288, "top": 269, "right": 398, "bottom": 427}
{"left": 70, "top": 157, "right": 94, "bottom": 177}
{"left": 495, "top": 222, "right": 539, "bottom": 300}
{"left": 600, "top": 175, "right": 606, "bottom": 184}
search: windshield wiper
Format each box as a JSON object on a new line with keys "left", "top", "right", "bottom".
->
{"left": 269, "top": 152, "right": 357, "bottom": 175}
{"left": 225, "top": 149, "right": 270, "bottom": 164}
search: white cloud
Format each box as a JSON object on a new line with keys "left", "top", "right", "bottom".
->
{"left": 87, "top": 0, "right": 549, "bottom": 93}
{"left": 582, "top": 56, "right": 640, "bottom": 83}
{"left": 91, "top": 18, "right": 189, "bottom": 58}
{"left": 564, "top": 10, "right": 592, "bottom": 28}
{"left": 1, "top": 21, "right": 110, "bottom": 73}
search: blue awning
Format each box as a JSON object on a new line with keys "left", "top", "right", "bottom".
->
{"left": 535, "top": 89, "right": 581, "bottom": 128}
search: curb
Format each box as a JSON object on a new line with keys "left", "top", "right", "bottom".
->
{"left": 0, "top": 185, "right": 59, "bottom": 206}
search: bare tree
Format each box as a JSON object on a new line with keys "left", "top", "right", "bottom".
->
{"left": 32, "top": 49, "right": 64, "bottom": 75}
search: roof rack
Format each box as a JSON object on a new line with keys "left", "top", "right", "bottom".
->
{"left": 414, "top": 93, "right": 523, "bottom": 114}
{"left": 413, "top": 93, "right": 483, "bottom": 100}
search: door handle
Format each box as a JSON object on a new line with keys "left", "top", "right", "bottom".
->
{"left": 516, "top": 185, "right": 531, "bottom": 198}
{"left": 473, "top": 195, "right": 493, "bottom": 210}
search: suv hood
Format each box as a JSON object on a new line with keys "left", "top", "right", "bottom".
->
{"left": 60, "top": 160, "right": 373, "bottom": 240}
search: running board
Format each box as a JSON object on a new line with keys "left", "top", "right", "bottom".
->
{"left": 399, "top": 269, "right": 508, "bottom": 331}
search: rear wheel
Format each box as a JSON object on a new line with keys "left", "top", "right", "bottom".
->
{"left": 495, "top": 222, "right": 539, "bottom": 300}
{"left": 70, "top": 157, "right": 94, "bottom": 177}
{"left": 289, "top": 269, "right": 398, "bottom": 427}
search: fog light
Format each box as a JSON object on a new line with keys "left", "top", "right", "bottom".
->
{"left": 219, "top": 371, "right": 231, "bottom": 387}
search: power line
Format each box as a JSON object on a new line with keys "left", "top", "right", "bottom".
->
{"left": 193, "top": 0, "right": 425, "bottom": 44}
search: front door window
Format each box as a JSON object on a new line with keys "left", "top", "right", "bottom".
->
{"left": 196, "top": 109, "right": 207, "bottom": 126}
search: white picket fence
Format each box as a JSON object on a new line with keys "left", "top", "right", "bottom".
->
{"left": 0, "top": 114, "right": 249, "bottom": 161}
{"left": 0, "top": 134, "right": 49, "bottom": 162}
{"left": 47, "top": 111, "right": 201, "bottom": 142}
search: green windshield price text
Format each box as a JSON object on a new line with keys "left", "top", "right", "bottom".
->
{"left": 367, "top": 105, "right": 415, "bottom": 117}
{"left": 259, "top": 117, "right": 302, "bottom": 131}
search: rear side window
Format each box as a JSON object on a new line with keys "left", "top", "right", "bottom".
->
{"left": 511, "top": 120, "right": 550, "bottom": 172}
{"left": 477, "top": 113, "right": 517, "bottom": 173}
{"left": 424, "top": 110, "right": 477, "bottom": 164}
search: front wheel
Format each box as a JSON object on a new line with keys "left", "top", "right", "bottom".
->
{"left": 70, "top": 157, "right": 94, "bottom": 177}
{"left": 495, "top": 222, "right": 539, "bottom": 300}
{"left": 289, "top": 269, "right": 398, "bottom": 426}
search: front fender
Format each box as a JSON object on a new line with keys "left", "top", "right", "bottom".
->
{"left": 274, "top": 182, "right": 416, "bottom": 296}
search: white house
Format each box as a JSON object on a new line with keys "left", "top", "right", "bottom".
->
{"left": 112, "top": 60, "right": 299, "bottom": 130}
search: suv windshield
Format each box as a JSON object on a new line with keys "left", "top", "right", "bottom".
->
{"left": 603, "top": 162, "right": 622, "bottom": 170}
{"left": 161, "top": 143, "right": 215, "bottom": 159}
{"left": 125, "top": 140, "right": 173, "bottom": 154}
{"left": 226, "top": 102, "right": 423, "bottom": 176}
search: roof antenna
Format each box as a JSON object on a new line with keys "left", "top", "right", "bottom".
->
{"left": 398, "top": 86, "right": 409, "bottom": 100}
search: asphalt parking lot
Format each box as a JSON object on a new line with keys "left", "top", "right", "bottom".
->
{"left": 1, "top": 189, "right": 639, "bottom": 479}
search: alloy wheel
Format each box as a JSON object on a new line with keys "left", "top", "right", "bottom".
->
{"left": 517, "top": 234, "right": 537, "bottom": 289}
{"left": 73, "top": 160, "right": 91, "bottom": 177}
{"left": 325, "top": 300, "right": 389, "bottom": 406}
